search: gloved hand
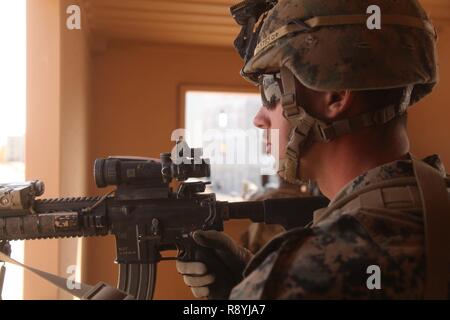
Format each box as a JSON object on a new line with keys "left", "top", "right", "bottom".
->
{"left": 176, "top": 230, "right": 253, "bottom": 299}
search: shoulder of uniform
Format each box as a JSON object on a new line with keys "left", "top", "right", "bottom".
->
{"left": 309, "top": 213, "right": 374, "bottom": 247}
{"left": 243, "top": 225, "right": 314, "bottom": 276}
{"left": 244, "top": 213, "right": 370, "bottom": 277}
{"left": 250, "top": 214, "right": 389, "bottom": 299}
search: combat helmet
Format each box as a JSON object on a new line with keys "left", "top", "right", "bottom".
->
{"left": 230, "top": 0, "right": 438, "bottom": 183}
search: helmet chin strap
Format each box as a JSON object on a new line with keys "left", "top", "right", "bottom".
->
{"left": 277, "top": 67, "right": 413, "bottom": 185}
{"left": 277, "top": 67, "right": 319, "bottom": 185}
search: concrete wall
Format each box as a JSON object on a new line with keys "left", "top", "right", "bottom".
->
{"left": 25, "top": 0, "right": 61, "bottom": 300}
{"left": 409, "top": 20, "right": 450, "bottom": 167}
{"left": 25, "top": 0, "right": 91, "bottom": 299}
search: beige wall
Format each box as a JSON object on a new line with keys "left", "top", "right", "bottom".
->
{"left": 84, "top": 42, "right": 255, "bottom": 299}
{"left": 25, "top": 0, "right": 90, "bottom": 299}
{"left": 58, "top": 0, "right": 91, "bottom": 299}
{"left": 25, "top": 0, "right": 61, "bottom": 300}
{"left": 409, "top": 21, "right": 450, "bottom": 168}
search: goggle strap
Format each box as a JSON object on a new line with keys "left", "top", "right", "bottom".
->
{"left": 244, "top": 17, "right": 258, "bottom": 62}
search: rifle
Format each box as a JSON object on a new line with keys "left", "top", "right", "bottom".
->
{"left": 0, "top": 144, "right": 328, "bottom": 300}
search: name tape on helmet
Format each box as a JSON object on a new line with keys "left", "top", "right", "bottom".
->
{"left": 254, "top": 14, "right": 436, "bottom": 56}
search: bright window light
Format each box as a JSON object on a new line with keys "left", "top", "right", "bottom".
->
{"left": 185, "top": 91, "right": 271, "bottom": 201}
{"left": 0, "top": 0, "right": 27, "bottom": 300}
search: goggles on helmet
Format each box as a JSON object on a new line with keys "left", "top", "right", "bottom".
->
{"left": 230, "top": 0, "right": 278, "bottom": 81}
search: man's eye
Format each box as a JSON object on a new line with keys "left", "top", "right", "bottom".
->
{"left": 264, "top": 97, "right": 279, "bottom": 111}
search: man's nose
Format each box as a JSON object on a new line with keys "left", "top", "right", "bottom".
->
{"left": 253, "top": 107, "right": 270, "bottom": 129}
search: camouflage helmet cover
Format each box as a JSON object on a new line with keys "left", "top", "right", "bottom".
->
{"left": 243, "top": 0, "right": 439, "bottom": 105}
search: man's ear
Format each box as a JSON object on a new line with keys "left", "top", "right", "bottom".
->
{"left": 323, "top": 90, "right": 353, "bottom": 120}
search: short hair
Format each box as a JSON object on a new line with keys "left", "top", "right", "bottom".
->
{"left": 359, "top": 87, "right": 409, "bottom": 128}
{"left": 360, "top": 87, "right": 407, "bottom": 110}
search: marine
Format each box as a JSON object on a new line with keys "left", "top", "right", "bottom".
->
{"left": 176, "top": 0, "right": 449, "bottom": 300}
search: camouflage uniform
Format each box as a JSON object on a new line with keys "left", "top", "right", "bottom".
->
{"left": 240, "top": 181, "right": 301, "bottom": 253}
{"left": 230, "top": 155, "right": 448, "bottom": 299}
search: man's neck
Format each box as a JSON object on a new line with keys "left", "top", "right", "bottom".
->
{"left": 314, "top": 129, "right": 410, "bottom": 199}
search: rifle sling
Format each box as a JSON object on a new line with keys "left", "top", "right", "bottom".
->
{"left": 412, "top": 158, "right": 450, "bottom": 299}
{"left": 0, "top": 251, "right": 133, "bottom": 300}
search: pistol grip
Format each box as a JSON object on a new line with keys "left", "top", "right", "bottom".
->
{"left": 177, "top": 237, "right": 241, "bottom": 300}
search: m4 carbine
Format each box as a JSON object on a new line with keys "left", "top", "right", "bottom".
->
{"left": 0, "top": 145, "right": 328, "bottom": 300}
